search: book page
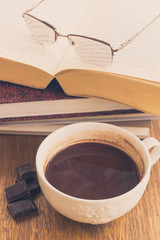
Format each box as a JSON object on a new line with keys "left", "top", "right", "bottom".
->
{"left": 0, "top": 0, "right": 92, "bottom": 75}
{"left": 57, "top": 0, "right": 160, "bottom": 83}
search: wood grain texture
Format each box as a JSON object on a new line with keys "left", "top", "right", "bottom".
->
{"left": 0, "top": 120, "right": 160, "bottom": 240}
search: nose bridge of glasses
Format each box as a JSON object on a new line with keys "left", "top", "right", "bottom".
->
{"left": 56, "top": 32, "right": 69, "bottom": 41}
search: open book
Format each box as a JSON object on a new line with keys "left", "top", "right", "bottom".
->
{"left": 1, "top": 0, "right": 160, "bottom": 116}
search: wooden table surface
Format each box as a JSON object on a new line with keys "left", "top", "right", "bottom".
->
{"left": 0, "top": 120, "right": 160, "bottom": 240}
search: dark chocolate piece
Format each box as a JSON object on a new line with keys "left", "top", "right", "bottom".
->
{"left": 7, "top": 198, "right": 38, "bottom": 220}
{"left": 5, "top": 180, "right": 31, "bottom": 203}
{"left": 26, "top": 177, "right": 41, "bottom": 196}
{"left": 16, "top": 164, "right": 36, "bottom": 180}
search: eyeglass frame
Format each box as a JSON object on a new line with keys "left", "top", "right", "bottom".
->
{"left": 23, "top": 0, "right": 160, "bottom": 59}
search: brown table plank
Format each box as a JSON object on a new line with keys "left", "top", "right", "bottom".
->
{"left": 0, "top": 120, "right": 160, "bottom": 240}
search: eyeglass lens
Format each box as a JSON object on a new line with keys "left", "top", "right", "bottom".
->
{"left": 23, "top": 14, "right": 56, "bottom": 45}
{"left": 68, "top": 35, "right": 113, "bottom": 66}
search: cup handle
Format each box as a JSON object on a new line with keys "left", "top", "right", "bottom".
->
{"left": 142, "top": 137, "right": 160, "bottom": 166}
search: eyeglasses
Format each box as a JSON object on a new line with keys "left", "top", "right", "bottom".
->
{"left": 23, "top": 0, "right": 160, "bottom": 67}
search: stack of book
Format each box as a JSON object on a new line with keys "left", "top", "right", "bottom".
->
{"left": 0, "top": 0, "right": 159, "bottom": 137}
{"left": 0, "top": 79, "right": 155, "bottom": 138}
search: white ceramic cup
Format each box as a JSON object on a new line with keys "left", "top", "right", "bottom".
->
{"left": 36, "top": 122, "right": 160, "bottom": 224}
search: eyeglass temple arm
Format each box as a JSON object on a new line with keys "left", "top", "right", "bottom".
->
{"left": 24, "top": 0, "right": 45, "bottom": 14}
{"left": 114, "top": 14, "right": 160, "bottom": 52}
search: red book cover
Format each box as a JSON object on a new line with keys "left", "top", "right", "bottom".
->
{"left": 0, "top": 78, "right": 77, "bottom": 104}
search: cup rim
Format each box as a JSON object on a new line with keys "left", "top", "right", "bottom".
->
{"left": 36, "top": 122, "right": 151, "bottom": 202}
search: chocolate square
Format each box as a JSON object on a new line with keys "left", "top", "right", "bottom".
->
{"left": 7, "top": 198, "right": 38, "bottom": 220}
{"left": 16, "top": 164, "right": 36, "bottom": 180}
{"left": 5, "top": 180, "right": 31, "bottom": 203}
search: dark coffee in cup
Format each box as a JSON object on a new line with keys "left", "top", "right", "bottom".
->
{"left": 45, "top": 142, "right": 140, "bottom": 200}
